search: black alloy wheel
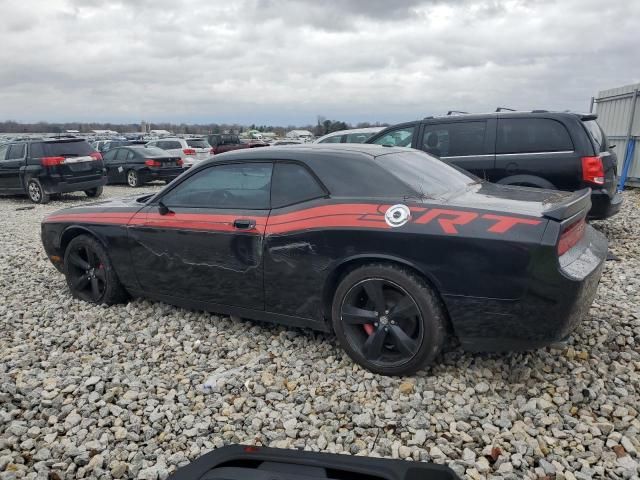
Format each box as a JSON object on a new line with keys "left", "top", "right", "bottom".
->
{"left": 66, "top": 243, "right": 107, "bottom": 302}
{"left": 63, "top": 235, "right": 128, "bottom": 305}
{"left": 332, "top": 264, "right": 445, "bottom": 375}
{"left": 341, "top": 278, "right": 423, "bottom": 368}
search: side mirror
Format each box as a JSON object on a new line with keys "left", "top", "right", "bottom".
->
{"left": 158, "top": 201, "right": 172, "bottom": 216}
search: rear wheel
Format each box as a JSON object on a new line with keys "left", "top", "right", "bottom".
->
{"left": 63, "top": 235, "right": 127, "bottom": 305}
{"left": 332, "top": 264, "right": 445, "bottom": 375}
{"left": 127, "top": 170, "right": 141, "bottom": 187}
{"left": 84, "top": 186, "right": 103, "bottom": 198}
{"left": 26, "top": 179, "right": 50, "bottom": 204}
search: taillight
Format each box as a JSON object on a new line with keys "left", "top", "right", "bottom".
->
{"left": 581, "top": 156, "right": 604, "bottom": 185}
{"left": 41, "top": 156, "right": 65, "bottom": 166}
{"left": 90, "top": 152, "right": 102, "bottom": 161}
{"left": 209, "top": 148, "right": 216, "bottom": 154}
{"left": 145, "top": 159, "right": 161, "bottom": 167}
{"left": 183, "top": 148, "right": 196, "bottom": 155}
{"left": 557, "top": 218, "right": 586, "bottom": 256}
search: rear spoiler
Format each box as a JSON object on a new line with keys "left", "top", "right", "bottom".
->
{"left": 578, "top": 113, "right": 598, "bottom": 121}
{"left": 543, "top": 188, "right": 592, "bottom": 221}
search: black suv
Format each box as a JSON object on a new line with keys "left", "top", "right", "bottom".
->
{"left": 0, "top": 137, "right": 107, "bottom": 204}
{"left": 366, "top": 111, "right": 622, "bottom": 219}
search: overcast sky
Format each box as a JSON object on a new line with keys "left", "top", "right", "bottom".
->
{"left": 1, "top": 0, "right": 639, "bottom": 125}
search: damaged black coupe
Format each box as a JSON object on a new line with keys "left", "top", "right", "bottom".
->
{"left": 41, "top": 145, "right": 607, "bottom": 375}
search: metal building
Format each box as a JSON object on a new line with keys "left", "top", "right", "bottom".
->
{"left": 592, "top": 82, "right": 639, "bottom": 187}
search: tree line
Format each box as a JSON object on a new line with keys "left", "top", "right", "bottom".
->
{"left": 0, "top": 118, "right": 389, "bottom": 136}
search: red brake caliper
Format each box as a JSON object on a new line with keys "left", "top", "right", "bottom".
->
{"left": 363, "top": 323, "right": 375, "bottom": 336}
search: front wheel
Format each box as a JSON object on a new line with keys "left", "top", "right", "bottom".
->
{"left": 127, "top": 169, "right": 142, "bottom": 187}
{"left": 84, "top": 186, "right": 103, "bottom": 198}
{"left": 332, "top": 264, "right": 446, "bottom": 375}
{"left": 27, "top": 179, "right": 50, "bottom": 204}
{"left": 63, "top": 235, "right": 128, "bottom": 305}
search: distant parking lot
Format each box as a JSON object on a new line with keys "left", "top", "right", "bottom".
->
{"left": 0, "top": 186, "right": 638, "bottom": 478}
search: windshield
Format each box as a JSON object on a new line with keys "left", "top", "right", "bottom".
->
{"left": 187, "top": 139, "right": 210, "bottom": 148}
{"left": 374, "top": 150, "right": 477, "bottom": 198}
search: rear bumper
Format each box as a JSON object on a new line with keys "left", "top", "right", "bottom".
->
{"left": 446, "top": 226, "right": 607, "bottom": 352}
{"left": 589, "top": 189, "right": 623, "bottom": 219}
{"left": 141, "top": 167, "right": 183, "bottom": 181}
{"left": 42, "top": 176, "right": 107, "bottom": 194}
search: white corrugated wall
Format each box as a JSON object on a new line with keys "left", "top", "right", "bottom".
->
{"left": 594, "top": 83, "right": 640, "bottom": 185}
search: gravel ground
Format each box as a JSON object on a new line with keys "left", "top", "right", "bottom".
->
{"left": 0, "top": 186, "right": 638, "bottom": 480}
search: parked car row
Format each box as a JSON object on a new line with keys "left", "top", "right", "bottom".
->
{"left": 0, "top": 110, "right": 623, "bottom": 221}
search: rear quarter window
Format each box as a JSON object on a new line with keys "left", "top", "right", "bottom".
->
{"left": 497, "top": 118, "right": 573, "bottom": 154}
{"left": 271, "top": 163, "right": 326, "bottom": 207}
{"left": 582, "top": 120, "right": 607, "bottom": 152}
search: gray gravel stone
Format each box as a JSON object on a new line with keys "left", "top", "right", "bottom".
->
{"left": 0, "top": 186, "right": 639, "bottom": 479}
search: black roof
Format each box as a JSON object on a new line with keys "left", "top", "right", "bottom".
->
{"left": 196, "top": 144, "right": 469, "bottom": 198}
{"left": 209, "top": 143, "right": 409, "bottom": 163}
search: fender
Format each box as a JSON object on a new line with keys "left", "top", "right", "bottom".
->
{"left": 321, "top": 252, "right": 444, "bottom": 319}
{"left": 496, "top": 174, "right": 556, "bottom": 190}
{"left": 59, "top": 224, "right": 110, "bottom": 251}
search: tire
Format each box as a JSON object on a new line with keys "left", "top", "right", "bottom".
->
{"left": 126, "top": 169, "right": 141, "bottom": 187}
{"left": 331, "top": 263, "right": 446, "bottom": 375}
{"left": 84, "top": 186, "right": 103, "bottom": 198}
{"left": 26, "top": 178, "right": 50, "bottom": 204}
{"left": 63, "top": 235, "right": 128, "bottom": 305}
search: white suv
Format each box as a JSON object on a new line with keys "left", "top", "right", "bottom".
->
{"left": 146, "top": 137, "right": 211, "bottom": 168}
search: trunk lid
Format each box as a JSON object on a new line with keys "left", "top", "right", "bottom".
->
{"left": 444, "top": 182, "right": 580, "bottom": 218}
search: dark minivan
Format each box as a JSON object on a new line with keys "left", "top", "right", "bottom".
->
{"left": 103, "top": 146, "right": 184, "bottom": 187}
{"left": 0, "top": 137, "right": 106, "bottom": 203}
{"left": 366, "top": 111, "right": 622, "bottom": 219}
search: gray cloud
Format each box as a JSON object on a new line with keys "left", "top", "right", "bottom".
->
{"left": 0, "top": 0, "right": 638, "bottom": 124}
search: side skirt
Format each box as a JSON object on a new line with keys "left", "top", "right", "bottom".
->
{"left": 127, "top": 289, "right": 332, "bottom": 333}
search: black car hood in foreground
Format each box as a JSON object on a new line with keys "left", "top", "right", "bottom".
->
{"left": 168, "top": 445, "right": 459, "bottom": 480}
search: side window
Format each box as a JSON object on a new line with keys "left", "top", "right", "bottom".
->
{"left": 147, "top": 141, "right": 157, "bottom": 148}
{"left": 29, "top": 143, "right": 44, "bottom": 158}
{"left": 420, "top": 122, "right": 486, "bottom": 157}
{"left": 370, "top": 126, "right": 415, "bottom": 147}
{"left": 271, "top": 163, "right": 326, "bottom": 208}
{"left": 126, "top": 150, "right": 136, "bottom": 162}
{"left": 103, "top": 150, "right": 117, "bottom": 163}
{"left": 6, "top": 144, "right": 26, "bottom": 160}
{"left": 319, "top": 135, "right": 344, "bottom": 144}
{"left": 345, "top": 133, "right": 371, "bottom": 143}
{"left": 115, "top": 149, "right": 129, "bottom": 162}
{"left": 0, "top": 144, "right": 8, "bottom": 160}
{"left": 497, "top": 118, "right": 573, "bottom": 154}
{"left": 167, "top": 141, "right": 182, "bottom": 149}
{"left": 161, "top": 163, "right": 272, "bottom": 209}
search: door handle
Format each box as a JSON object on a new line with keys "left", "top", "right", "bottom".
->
{"left": 233, "top": 218, "right": 256, "bottom": 230}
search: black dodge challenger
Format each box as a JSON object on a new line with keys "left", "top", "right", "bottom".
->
{"left": 41, "top": 144, "right": 607, "bottom": 375}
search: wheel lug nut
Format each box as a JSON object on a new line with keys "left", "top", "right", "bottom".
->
{"left": 374, "top": 322, "right": 378, "bottom": 327}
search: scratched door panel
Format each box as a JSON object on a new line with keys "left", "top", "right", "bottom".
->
{"left": 128, "top": 206, "right": 268, "bottom": 309}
